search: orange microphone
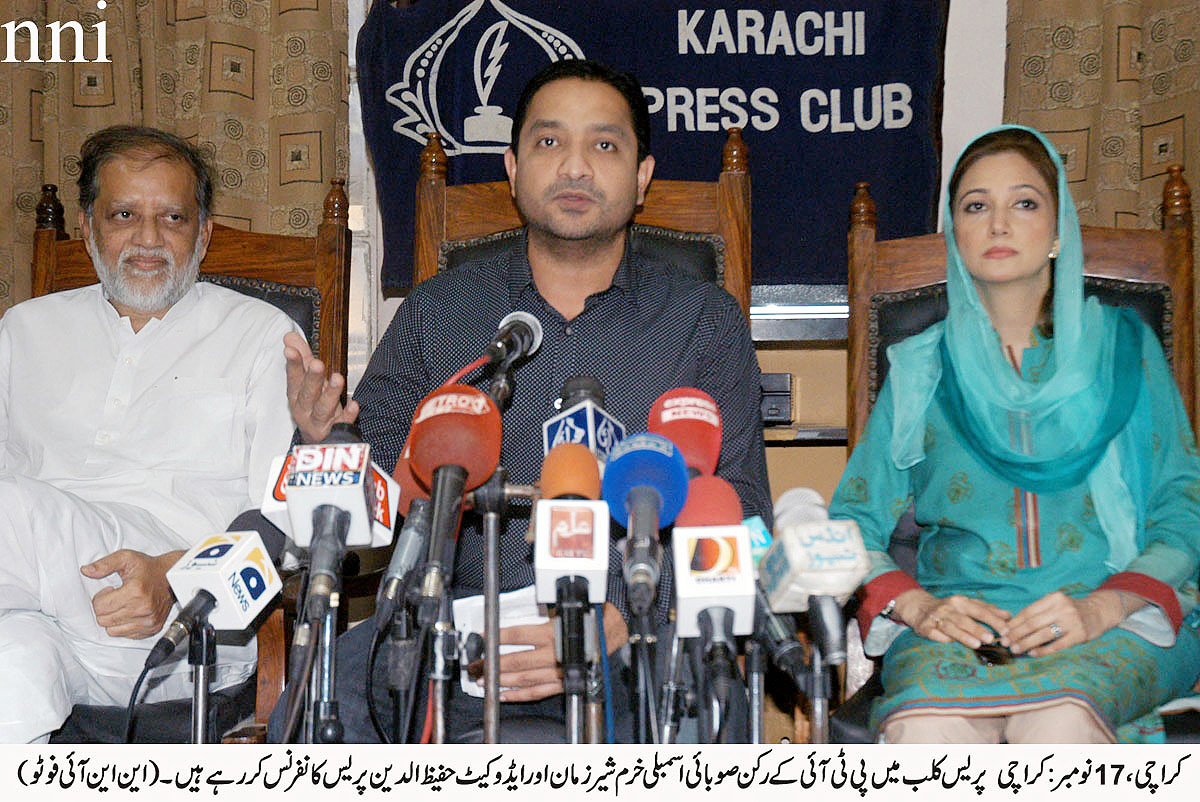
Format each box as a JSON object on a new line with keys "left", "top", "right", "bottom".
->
{"left": 408, "top": 385, "right": 502, "bottom": 626}
{"left": 648, "top": 388, "right": 723, "bottom": 477}
{"left": 539, "top": 442, "right": 602, "bottom": 501}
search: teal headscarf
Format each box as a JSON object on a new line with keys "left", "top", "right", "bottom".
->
{"left": 886, "top": 125, "right": 1150, "bottom": 570}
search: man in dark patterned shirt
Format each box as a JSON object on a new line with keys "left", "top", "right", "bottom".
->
{"left": 284, "top": 59, "right": 770, "bottom": 742}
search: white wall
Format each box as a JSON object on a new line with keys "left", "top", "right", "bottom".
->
{"left": 344, "top": 1, "right": 1010, "bottom": 387}
{"left": 939, "top": 0, "right": 1008, "bottom": 224}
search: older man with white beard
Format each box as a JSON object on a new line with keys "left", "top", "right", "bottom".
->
{"left": 0, "top": 126, "right": 298, "bottom": 742}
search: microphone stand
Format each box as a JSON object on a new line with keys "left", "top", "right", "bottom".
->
{"left": 746, "top": 640, "right": 765, "bottom": 744}
{"left": 659, "top": 624, "right": 690, "bottom": 744}
{"left": 555, "top": 576, "right": 590, "bottom": 744}
{"left": 311, "top": 578, "right": 344, "bottom": 744}
{"left": 188, "top": 618, "right": 216, "bottom": 744}
{"left": 472, "top": 467, "right": 508, "bottom": 744}
{"left": 430, "top": 595, "right": 456, "bottom": 744}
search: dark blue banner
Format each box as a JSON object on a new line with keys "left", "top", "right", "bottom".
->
{"left": 358, "top": 0, "right": 947, "bottom": 289}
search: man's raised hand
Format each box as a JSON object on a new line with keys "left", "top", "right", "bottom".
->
{"left": 284, "top": 331, "right": 359, "bottom": 443}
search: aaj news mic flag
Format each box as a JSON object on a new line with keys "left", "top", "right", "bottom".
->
{"left": 166, "top": 531, "right": 282, "bottom": 631}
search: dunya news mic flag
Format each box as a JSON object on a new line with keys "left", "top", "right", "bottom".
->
{"left": 357, "top": 0, "right": 947, "bottom": 290}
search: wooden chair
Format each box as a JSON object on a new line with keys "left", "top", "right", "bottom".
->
{"left": 32, "top": 179, "right": 352, "bottom": 743}
{"left": 831, "top": 166, "right": 1198, "bottom": 744}
{"left": 414, "top": 127, "right": 753, "bottom": 315}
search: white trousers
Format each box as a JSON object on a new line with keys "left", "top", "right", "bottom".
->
{"left": 0, "top": 473, "right": 255, "bottom": 743}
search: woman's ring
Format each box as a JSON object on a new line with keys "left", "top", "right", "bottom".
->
{"left": 932, "top": 616, "right": 942, "bottom": 629}
{"left": 1049, "top": 622, "right": 1064, "bottom": 640}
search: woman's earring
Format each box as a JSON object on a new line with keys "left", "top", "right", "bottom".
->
{"left": 1048, "top": 248, "right": 1058, "bottom": 260}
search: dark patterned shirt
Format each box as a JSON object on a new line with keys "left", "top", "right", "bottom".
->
{"left": 353, "top": 229, "right": 771, "bottom": 623}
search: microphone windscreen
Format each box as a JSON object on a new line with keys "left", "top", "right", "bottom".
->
{"left": 675, "top": 475, "right": 743, "bottom": 527}
{"left": 648, "top": 387, "right": 722, "bottom": 476}
{"left": 600, "top": 433, "right": 690, "bottom": 529}
{"left": 408, "top": 385, "right": 502, "bottom": 491}
{"left": 394, "top": 438, "right": 430, "bottom": 517}
{"left": 225, "top": 510, "right": 289, "bottom": 562}
{"left": 540, "top": 442, "right": 601, "bottom": 500}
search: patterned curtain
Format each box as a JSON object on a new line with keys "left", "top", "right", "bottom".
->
{"left": 1005, "top": 1, "right": 1197, "bottom": 241}
{"left": 0, "top": 0, "right": 349, "bottom": 310}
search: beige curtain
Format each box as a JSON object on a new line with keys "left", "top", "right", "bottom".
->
{"left": 0, "top": 0, "right": 349, "bottom": 310}
{"left": 1005, "top": 1, "right": 1198, "bottom": 238}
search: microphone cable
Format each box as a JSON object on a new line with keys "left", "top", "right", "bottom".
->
{"left": 122, "top": 662, "right": 153, "bottom": 744}
{"left": 442, "top": 355, "right": 489, "bottom": 388}
{"left": 596, "top": 603, "right": 614, "bottom": 744}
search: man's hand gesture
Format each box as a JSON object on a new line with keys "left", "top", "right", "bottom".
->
{"left": 284, "top": 331, "right": 359, "bottom": 443}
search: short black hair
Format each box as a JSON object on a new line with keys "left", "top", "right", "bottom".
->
{"left": 510, "top": 59, "right": 651, "bottom": 164}
{"left": 78, "top": 125, "right": 215, "bottom": 220}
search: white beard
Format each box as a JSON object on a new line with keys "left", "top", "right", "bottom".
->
{"left": 88, "top": 229, "right": 203, "bottom": 314}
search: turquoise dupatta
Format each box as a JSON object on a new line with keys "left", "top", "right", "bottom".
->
{"left": 886, "top": 125, "right": 1150, "bottom": 570}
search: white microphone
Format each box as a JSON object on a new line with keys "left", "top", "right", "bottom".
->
{"left": 487, "top": 311, "right": 543, "bottom": 364}
{"left": 261, "top": 444, "right": 400, "bottom": 552}
{"left": 148, "top": 530, "right": 283, "bottom": 668}
{"left": 758, "top": 518, "right": 869, "bottom": 613}
{"left": 533, "top": 443, "right": 611, "bottom": 605}
{"left": 671, "top": 476, "right": 756, "bottom": 640}
{"left": 542, "top": 376, "right": 626, "bottom": 465}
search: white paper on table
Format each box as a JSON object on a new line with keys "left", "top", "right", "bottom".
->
{"left": 452, "top": 584, "right": 549, "bottom": 698}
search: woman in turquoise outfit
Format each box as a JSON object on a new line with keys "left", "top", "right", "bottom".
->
{"left": 829, "top": 125, "right": 1200, "bottom": 743}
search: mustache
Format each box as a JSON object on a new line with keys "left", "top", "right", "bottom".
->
{"left": 542, "top": 179, "right": 605, "bottom": 203}
{"left": 117, "top": 245, "right": 175, "bottom": 271}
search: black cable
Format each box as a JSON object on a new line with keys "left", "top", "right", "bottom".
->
{"left": 123, "top": 663, "right": 153, "bottom": 744}
{"left": 279, "top": 616, "right": 322, "bottom": 744}
{"left": 401, "top": 625, "right": 432, "bottom": 743}
{"left": 366, "top": 626, "right": 392, "bottom": 743}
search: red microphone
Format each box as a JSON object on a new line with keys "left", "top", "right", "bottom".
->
{"left": 408, "top": 385, "right": 502, "bottom": 626}
{"left": 394, "top": 437, "right": 430, "bottom": 517}
{"left": 675, "top": 474, "right": 743, "bottom": 527}
{"left": 648, "top": 388, "right": 722, "bottom": 477}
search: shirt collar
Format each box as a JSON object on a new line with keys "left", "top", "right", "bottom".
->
{"left": 95, "top": 281, "right": 200, "bottom": 335}
{"left": 507, "top": 227, "right": 640, "bottom": 309}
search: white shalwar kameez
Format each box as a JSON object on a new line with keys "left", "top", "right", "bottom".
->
{"left": 0, "top": 281, "right": 297, "bottom": 742}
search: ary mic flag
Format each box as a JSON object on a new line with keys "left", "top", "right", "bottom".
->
{"left": 358, "top": 0, "right": 948, "bottom": 290}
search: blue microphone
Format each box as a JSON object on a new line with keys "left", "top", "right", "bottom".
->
{"left": 601, "top": 433, "right": 689, "bottom": 616}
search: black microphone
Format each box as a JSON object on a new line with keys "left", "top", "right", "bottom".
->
{"left": 374, "top": 497, "right": 432, "bottom": 633}
{"left": 753, "top": 583, "right": 806, "bottom": 686}
{"left": 486, "top": 311, "right": 543, "bottom": 364}
{"left": 144, "top": 590, "right": 217, "bottom": 669}
{"left": 306, "top": 504, "right": 351, "bottom": 621}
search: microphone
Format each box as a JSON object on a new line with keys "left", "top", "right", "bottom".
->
{"left": 394, "top": 438, "right": 430, "bottom": 517}
{"left": 408, "top": 385, "right": 502, "bottom": 626}
{"left": 374, "top": 497, "right": 432, "bottom": 631}
{"left": 534, "top": 443, "right": 610, "bottom": 605}
{"left": 534, "top": 444, "right": 610, "bottom": 714}
{"left": 261, "top": 441, "right": 400, "bottom": 550}
{"left": 486, "top": 311, "right": 543, "bottom": 364}
{"left": 671, "top": 476, "right": 755, "bottom": 640}
{"left": 542, "top": 376, "right": 626, "bottom": 465}
{"left": 648, "top": 387, "right": 723, "bottom": 477}
{"left": 758, "top": 518, "right": 869, "bottom": 613}
{"left": 148, "top": 530, "right": 283, "bottom": 669}
{"left": 600, "top": 433, "right": 689, "bottom": 617}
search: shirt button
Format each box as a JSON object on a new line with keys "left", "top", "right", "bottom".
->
{"left": 564, "top": 326, "right": 574, "bottom": 336}
{"left": 112, "top": 398, "right": 123, "bottom": 407}
{"left": 97, "top": 432, "right": 111, "bottom": 444}
{"left": 123, "top": 357, "right": 133, "bottom": 366}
